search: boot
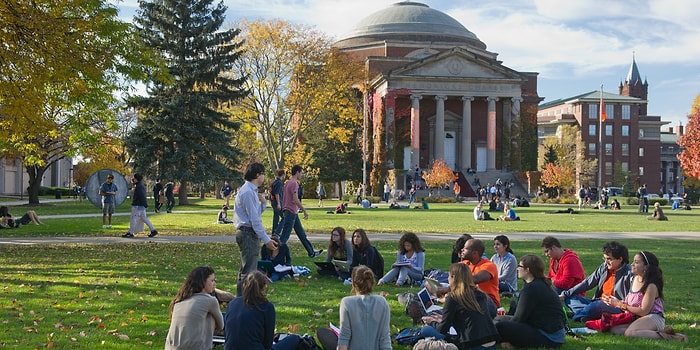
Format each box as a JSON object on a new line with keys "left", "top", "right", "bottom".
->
{"left": 657, "top": 327, "right": 688, "bottom": 342}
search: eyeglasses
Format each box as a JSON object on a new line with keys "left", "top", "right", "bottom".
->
{"left": 542, "top": 248, "right": 551, "bottom": 254}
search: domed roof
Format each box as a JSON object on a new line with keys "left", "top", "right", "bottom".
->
{"left": 337, "top": 1, "right": 485, "bottom": 49}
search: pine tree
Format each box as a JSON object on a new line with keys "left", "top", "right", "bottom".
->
{"left": 126, "top": 0, "right": 247, "bottom": 203}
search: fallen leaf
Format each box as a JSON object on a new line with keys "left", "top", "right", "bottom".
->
{"left": 118, "top": 334, "right": 130, "bottom": 341}
{"left": 690, "top": 322, "right": 696, "bottom": 328}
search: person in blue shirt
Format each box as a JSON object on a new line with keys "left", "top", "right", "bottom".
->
{"left": 99, "top": 174, "right": 118, "bottom": 229}
{"left": 498, "top": 203, "right": 519, "bottom": 221}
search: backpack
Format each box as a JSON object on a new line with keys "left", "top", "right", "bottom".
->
{"left": 393, "top": 327, "right": 423, "bottom": 345}
{"left": 398, "top": 292, "right": 426, "bottom": 324}
{"left": 297, "top": 334, "right": 321, "bottom": 350}
{"left": 578, "top": 188, "right": 585, "bottom": 198}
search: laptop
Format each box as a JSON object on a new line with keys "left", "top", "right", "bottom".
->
{"left": 314, "top": 261, "right": 336, "bottom": 273}
{"left": 332, "top": 260, "right": 350, "bottom": 273}
{"left": 257, "top": 260, "right": 274, "bottom": 275}
{"left": 417, "top": 287, "right": 442, "bottom": 314}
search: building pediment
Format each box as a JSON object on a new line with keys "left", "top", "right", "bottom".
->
{"left": 388, "top": 47, "right": 525, "bottom": 81}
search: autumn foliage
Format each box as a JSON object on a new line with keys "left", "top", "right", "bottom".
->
{"left": 423, "top": 159, "right": 457, "bottom": 198}
{"left": 540, "top": 163, "right": 574, "bottom": 197}
{"left": 678, "top": 95, "right": 700, "bottom": 180}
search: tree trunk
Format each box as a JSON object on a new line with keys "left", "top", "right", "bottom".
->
{"left": 179, "top": 179, "right": 190, "bottom": 205}
{"left": 26, "top": 165, "right": 48, "bottom": 205}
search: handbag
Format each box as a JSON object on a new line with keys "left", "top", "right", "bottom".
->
{"left": 585, "top": 311, "right": 634, "bottom": 331}
{"left": 393, "top": 327, "right": 423, "bottom": 345}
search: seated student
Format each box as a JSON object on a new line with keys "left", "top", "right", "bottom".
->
{"left": 165, "top": 266, "right": 223, "bottom": 350}
{"left": 316, "top": 265, "right": 392, "bottom": 350}
{"left": 225, "top": 271, "right": 301, "bottom": 350}
{"left": 361, "top": 198, "right": 373, "bottom": 208}
{"left": 349, "top": 229, "right": 384, "bottom": 279}
{"left": 319, "top": 227, "right": 353, "bottom": 280}
{"left": 473, "top": 202, "right": 493, "bottom": 220}
{"left": 217, "top": 205, "right": 233, "bottom": 224}
{"left": 647, "top": 202, "right": 668, "bottom": 220}
{"left": 498, "top": 203, "right": 519, "bottom": 221}
{"left": 260, "top": 237, "right": 292, "bottom": 282}
{"left": 414, "top": 197, "right": 429, "bottom": 210}
{"left": 378, "top": 232, "right": 424, "bottom": 286}
{"left": 495, "top": 255, "right": 566, "bottom": 348}
{"left": 488, "top": 199, "right": 499, "bottom": 212}
{"left": 389, "top": 200, "right": 404, "bottom": 209}
{"left": 671, "top": 200, "right": 681, "bottom": 210}
{"left": 491, "top": 235, "right": 517, "bottom": 294}
{"left": 611, "top": 198, "right": 621, "bottom": 210}
{"left": 542, "top": 236, "right": 585, "bottom": 294}
{"left": 0, "top": 206, "right": 43, "bottom": 227}
{"left": 451, "top": 234, "right": 473, "bottom": 264}
{"left": 559, "top": 241, "right": 632, "bottom": 322}
{"left": 419, "top": 263, "right": 500, "bottom": 349}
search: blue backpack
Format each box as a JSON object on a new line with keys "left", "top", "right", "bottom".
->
{"left": 393, "top": 327, "right": 423, "bottom": 345}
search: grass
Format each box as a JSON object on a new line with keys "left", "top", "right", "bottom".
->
{"left": 1, "top": 198, "right": 698, "bottom": 237}
{"left": 1, "top": 198, "right": 698, "bottom": 349}
{"left": 1, "top": 239, "right": 698, "bottom": 349}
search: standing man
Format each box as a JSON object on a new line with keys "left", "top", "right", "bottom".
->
{"left": 153, "top": 178, "right": 164, "bottom": 213}
{"left": 164, "top": 180, "right": 175, "bottom": 213}
{"left": 233, "top": 162, "right": 278, "bottom": 294}
{"left": 577, "top": 185, "right": 586, "bottom": 210}
{"left": 383, "top": 181, "right": 391, "bottom": 203}
{"left": 221, "top": 181, "right": 233, "bottom": 207}
{"left": 99, "top": 174, "right": 117, "bottom": 229}
{"left": 122, "top": 173, "right": 158, "bottom": 238}
{"left": 270, "top": 169, "right": 285, "bottom": 237}
{"left": 541, "top": 236, "right": 585, "bottom": 293}
{"left": 279, "top": 165, "right": 323, "bottom": 258}
{"left": 316, "top": 181, "right": 326, "bottom": 207}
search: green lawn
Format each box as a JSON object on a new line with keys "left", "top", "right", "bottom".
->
{"left": 2, "top": 198, "right": 698, "bottom": 237}
{"left": 1, "top": 199, "right": 698, "bottom": 349}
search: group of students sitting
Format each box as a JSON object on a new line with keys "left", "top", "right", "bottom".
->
{"left": 163, "top": 232, "right": 687, "bottom": 350}
{"left": 0, "top": 205, "right": 43, "bottom": 228}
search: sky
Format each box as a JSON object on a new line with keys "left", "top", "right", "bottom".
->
{"left": 115, "top": 0, "right": 700, "bottom": 128}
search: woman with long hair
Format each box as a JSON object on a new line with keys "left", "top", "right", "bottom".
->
{"left": 490, "top": 235, "right": 517, "bottom": 293}
{"left": 165, "top": 266, "right": 224, "bottom": 350}
{"left": 420, "top": 263, "right": 500, "bottom": 350}
{"left": 319, "top": 227, "right": 353, "bottom": 279}
{"left": 604, "top": 251, "right": 686, "bottom": 341}
{"left": 452, "top": 234, "right": 473, "bottom": 263}
{"left": 260, "top": 236, "right": 292, "bottom": 281}
{"left": 225, "top": 270, "right": 300, "bottom": 350}
{"left": 378, "top": 232, "right": 424, "bottom": 286}
{"left": 495, "top": 254, "right": 566, "bottom": 348}
{"left": 349, "top": 229, "right": 384, "bottom": 279}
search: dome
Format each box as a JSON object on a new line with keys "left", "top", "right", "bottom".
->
{"left": 336, "top": 1, "right": 486, "bottom": 49}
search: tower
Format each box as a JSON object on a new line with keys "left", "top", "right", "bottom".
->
{"left": 619, "top": 54, "right": 648, "bottom": 115}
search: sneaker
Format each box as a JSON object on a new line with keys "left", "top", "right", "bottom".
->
{"left": 108, "top": 225, "right": 112, "bottom": 229}
{"left": 148, "top": 230, "right": 159, "bottom": 238}
{"left": 309, "top": 249, "right": 323, "bottom": 258}
{"left": 122, "top": 232, "right": 134, "bottom": 238}
{"left": 102, "top": 225, "right": 106, "bottom": 229}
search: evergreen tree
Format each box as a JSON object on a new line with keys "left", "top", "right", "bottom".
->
{"left": 126, "top": 0, "right": 247, "bottom": 204}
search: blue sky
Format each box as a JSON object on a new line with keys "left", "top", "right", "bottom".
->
{"left": 115, "top": 0, "right": 700, "bottom": 128}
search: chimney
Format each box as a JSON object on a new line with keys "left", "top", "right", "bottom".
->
{"left": 677, "top": 124, "right": 684, "bottom": 136}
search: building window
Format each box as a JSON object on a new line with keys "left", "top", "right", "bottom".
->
{"left": 622, "top": 143, "right": 629, "bottom": 156}
{"left": 622, "top": 125, "right": 629, "bottom": 137}
{"left": 639, "top": 148, "right": 645, "bottom": 157}
{"left": 606, "top": 162, "right": 613, "bottom": 175}
{"left": 639, "top": 166, "right": 644, "bottom": 176}
{"left": 589, "top": 125, "right": 596, "bottom": 136}
{"left": 606, "top": 104, "right": 614, "bottom": 120}
{"left": 605, "top": 125, "right": 613, "bottom": 136}
{"left": 589, "top": 104, "right": 598, "bottom": 119}
{"left": 605, "top": 143, "right": 613, "bottom": 155}
{"left": 588, "top": 143, "right": 596, "bottom": 156}
{"left": 622, "top": 105, "right": 630, "bottom": 119}
{"left": 622, "top": 162, "right": 629, "bottom": 172}
{"left": 639, "top": 129, "right": 645, "bottom": 138}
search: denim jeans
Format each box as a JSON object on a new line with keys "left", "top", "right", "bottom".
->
{"left": 379, "top": 266, "right": 423, "bottom": 286}
{"left": 568, "top": 297, "right": 622, "bottom": 322}
{"left": 278, "top": 210, "right": 314, "bottom": 256}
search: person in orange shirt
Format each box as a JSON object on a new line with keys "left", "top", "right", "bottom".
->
{"left": 461, "top": 239, "right": 500, "bottom": 308}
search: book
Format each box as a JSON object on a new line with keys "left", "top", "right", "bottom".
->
{"left": 391, "top": 261, "right": 412, "bottom": 268}
{"left": 274, "top": 264, "right": 292, "bottom": 273}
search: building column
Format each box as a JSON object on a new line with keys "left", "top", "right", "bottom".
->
{"left": 434, "top": 95, "right": 447, "bottom": 161}
{"left": 461, "top": 96, "right": 473, "bottom": 170}
{"left": 502, "top": 98, "right": 512, "bottom": 171}
{"left": 410, "top": 94, "right": 422, "bottom": 169}
{"left": 510, "top": 97, "right": 522, "bottom": 171}
{"left": 487, "top": 96, "right": 499, "bottom": 170}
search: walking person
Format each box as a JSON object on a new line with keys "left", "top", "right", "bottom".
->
{"left": 233, "top": 162, "right": 278, "bottom": 295}
{"left": 270, "top": 169, "right": 285, "bottom": 236}
{"left": 221, "top": 181, "right": 233, "bottom": 208}
{"left": 122, "top": 173, "right": 158, "bottom": 238}
{"left": 316, "top": 181, "right": 326, "bottom": 207}
{"left": 153, "top": 178, "right": 164, "bottom": 213}
{"left": 99, "top": 173, "right": 118, "bottom": 229}
{"left": 278, "top": 165, "right": 323, "bottom": 258}
{"left": 164, "top": 180, "right": 175, "bottom": 213}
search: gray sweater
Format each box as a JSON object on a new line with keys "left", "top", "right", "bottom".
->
{"left": 561, "top": 263, "right": 632, "bottom": 300}
{"left": 165, "top": 293, "right": 223, "bottom": 350}
{"left": 338, "top": 294, "right": 392, "bottom": 350}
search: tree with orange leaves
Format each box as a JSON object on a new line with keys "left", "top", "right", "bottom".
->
{"left": 678, "top": 93, "right": 700, "bottom": 180}
{"left": 541, "top": 163, "right": 574, "bottom": 198}
{"left": 423, "top": 159, "right": 457, "bottom": 198}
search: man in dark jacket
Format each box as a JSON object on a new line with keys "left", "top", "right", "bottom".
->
{"left": 123, "top": 173, "right": 158, "bottom": 238}
{"left": 559, "top": 241, "right": 632, "bottom": 321}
